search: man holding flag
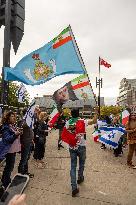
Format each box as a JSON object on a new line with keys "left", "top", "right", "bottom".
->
{"left": 61, "top": 108, "right": 98, "bottom": 197}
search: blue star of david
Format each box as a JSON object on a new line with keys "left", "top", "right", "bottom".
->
{"left": 108, "top": 131, "right": 115, "bottom": 139}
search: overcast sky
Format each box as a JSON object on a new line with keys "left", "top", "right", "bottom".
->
{"left": 0, "top": 0, "right": 136, "bottom": 105}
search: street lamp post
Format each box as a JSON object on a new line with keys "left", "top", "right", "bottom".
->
{"left": 96, "top": 57, "right": 103, "bottom": 117}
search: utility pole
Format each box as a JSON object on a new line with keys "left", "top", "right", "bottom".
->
{"left": 0, "top": 0, "right": 25, "bottom": 109}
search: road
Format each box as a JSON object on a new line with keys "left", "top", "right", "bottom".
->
{"left": 2, "top": 125, "right": 136, "bottom": 205}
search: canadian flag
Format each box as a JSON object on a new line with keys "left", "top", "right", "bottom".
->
{"left": 100, "top": 58, "right": 111, "bottom": 68}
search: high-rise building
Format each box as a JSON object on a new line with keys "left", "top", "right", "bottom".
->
{"left": 117, "top": 78, "right": 136, "bottom": 107}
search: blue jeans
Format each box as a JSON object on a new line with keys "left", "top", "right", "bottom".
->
{"left": 69, "top": 146, "right": 86, "bottom": 191}
{"left": 18, "top": 144, "right": 31, "bottom": 174}
{"left": 1, "top": 153, "right": 16, "bottom": 188}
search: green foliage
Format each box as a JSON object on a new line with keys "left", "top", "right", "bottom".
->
{"left": 0, "top": 78, "right": 30, "bottom": 107}
{"left": 100, "top": 105, "right": 123, "bottom": 117}
{"left": 8, "top": 82, "right": 30, "bottom": 107}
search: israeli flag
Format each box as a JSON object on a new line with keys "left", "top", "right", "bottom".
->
{"left": 97, "top": 120, "right": 107, "bottom": 129}
{"left": 17, "top": 84, "right": 26, "bottom": 103}
{"left": 98, "top": 126, "right": 126, "bottom": 149}
{"left": 23, "top": 101, "right": 36, "bottom": 129}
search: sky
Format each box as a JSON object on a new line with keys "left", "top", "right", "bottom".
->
{"left": 0, "top": 0, "right": 136, "bottom": 105}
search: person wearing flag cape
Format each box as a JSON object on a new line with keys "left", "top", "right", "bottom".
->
{"left": 61, "top": 107, "right": 98, "bottom": 197}
{"left": 125, "top": 111, "right": 136, "bottom": 168}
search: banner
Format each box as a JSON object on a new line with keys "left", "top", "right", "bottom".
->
{"left": 53, "top": 74, "right": 96, "bottom": 107}
{"left": 4, "top": 26, "right": 85, "bottom": 85}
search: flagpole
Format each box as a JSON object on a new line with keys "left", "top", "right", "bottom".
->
{"left": 69, "top": 25, "right": 97, "bottom": 108}
{"left": 98, "top": 56, "right": 101, "bottom": 117}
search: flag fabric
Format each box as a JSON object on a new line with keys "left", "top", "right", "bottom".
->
{"left": 48, "top": 105, "right": 60, "bottom": 128}
{"left": 98, "top": 126, "right": 125, "bottom": 149}
{"left": 120, "top": 110, "right": 130, "bottom": 126}
{"left": 97, "top": 119, "right": 107, "bottom": 129}
{"left": 109, "top": 114, "right": 113, "bottom": 121}
{"left": 17, "top": 83, "right": 26, "bottom": 103}
{"left": 52, "top": 27, "right": 72, "bottom": 49}
{"left": 23, "top": 101, "right": 36, "bottom": 129}
{"left": 61, "top": 127, "right": 77, "bottom": 147}
{"left": 61, "top": 118, "right": 86, "bottom": 148}
{"left": 53, "top": 74, "right": 96, "bottom": 107}
{"left": 100, "top": 58, "right": 111, "bottom": 68}
{"left": 71, "top": 74, "right": 95, "bottom": 102}
{"left": 4, "top": 26, "right": 85, "bottom": 85}
{"left": 92, "top": 129, "right": 99, "bottom": 142}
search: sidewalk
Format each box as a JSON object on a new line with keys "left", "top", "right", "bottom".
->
{"left": 15, "top": 126, "right": 136, "bottom": 204}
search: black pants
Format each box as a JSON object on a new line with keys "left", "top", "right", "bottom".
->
{"left": 18, "top": 144, "right": 31, "bottom": 174}
{"left": 1, "top": 153, "right": 16, "bottom": 188}
{"left": 33, "top": 137, "right": 46, "bottom": 160}
{"left": 114, "top": 144, "right": 123, "bottom": 156}
{"left": 58, "top": 129, "right": 62, "bottom": 145}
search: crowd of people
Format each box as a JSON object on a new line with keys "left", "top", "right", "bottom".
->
{"left": 95, "top": 112, "right": 136, "bottom": 168}
{"left": 0, "top": 105, "right": 98, "bottom": 202}
{"left": 0, "top": 106, "right": 51, "bottom": 200}
{"left": 0, "top": 105, "right": 136, "bottom": 204}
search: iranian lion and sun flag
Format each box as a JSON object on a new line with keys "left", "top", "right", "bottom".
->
{"left": 4, "top": 25, "right": 85, "bottom": 85}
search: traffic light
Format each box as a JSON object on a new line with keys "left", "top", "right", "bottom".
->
{"left": 0, "top": 0, "right": 25, "bottom": 106}
{"left": 0, "top": 0, "right": 25, "bottom": 53}
{"left": 0, "top": 0, "right": 6, "bottom": 28}
{"left": 11, "top": 0, "right": 25, "bottom": 54}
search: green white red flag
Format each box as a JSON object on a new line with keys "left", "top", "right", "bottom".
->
{"left": 49, "top": 105, "right": 60, "bottom": 128}
{"left": 71, "top": 74, "right": 96, "bottom": 104}
{"left": 53, "top": 74, "right": 96, "bottom": 107}
{"left": 120, "top": 110, "right": 130, "bottom": 126}
{"left": 92, "top": 129, "right": 99, "bottom": 142}
{"left": 52, "top": 27, "right": 72, "bottom": 49}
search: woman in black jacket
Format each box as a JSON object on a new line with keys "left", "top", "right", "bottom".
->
{"left": 33, "top": 112, "right": 49, "bottom": 168}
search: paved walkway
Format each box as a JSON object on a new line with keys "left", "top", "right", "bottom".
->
{"left": 4, "top": 126, "right": 136, "bottom": 205}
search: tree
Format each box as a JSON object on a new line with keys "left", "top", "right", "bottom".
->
{"left": 0, "top": 78, "right": 30, "bottom": 107}
{"left": 100, "top": 105, "right": 123, "bottom": 117}
{"left": 8, "top": 82, "right": 30, "bottom": 107}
